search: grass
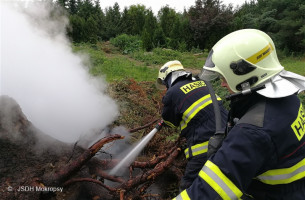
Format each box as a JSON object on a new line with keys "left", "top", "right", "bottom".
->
{"left": 280, "top": 57, "right": 305, "bottom": 76}
{"left": 72, "top": 43, "right": 159, "bottom": 82}
{"left": 131, "top": 48, "right": 207, "bottom": 69}
{"left": 72, "top": 43, "right": 304, "bottom": 92}
{"left": 90, "top": 58, "right": 158, "bottom": 82}
{"left": 72, "top": 43, "right": 209, "bottom": 82}
{"left": 278, "top": 56, "right": 305, "bottom": 105}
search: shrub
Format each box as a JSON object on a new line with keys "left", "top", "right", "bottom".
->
{"left": 110, "top": 34, "right": 142, "bottom": 54}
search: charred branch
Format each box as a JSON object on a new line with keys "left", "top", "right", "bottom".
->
{"left": 118, "top": 146, "right": 181, "bottom": 191}
{"left": 129, "top": 119, "right": 159, "bottom": 133}
{"left": 94, "top": 168, "right": 125, "bottom": 183}
{"left": 131, "top": 147, "right": 176, "bottom": 169}
{"left": 42, "top": 134, "right": 124, "bottom": 186}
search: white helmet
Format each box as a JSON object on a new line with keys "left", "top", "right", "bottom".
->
{"left": 157, "top": 60, "right": 185, "bottom": 85}
{"left": 199, "top": 29, "right": 284, "bottom": 93}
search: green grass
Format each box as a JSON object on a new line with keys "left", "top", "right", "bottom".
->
{"left": 280, "top": 57, "right": 305, "bottom": 105}
{"left": 72, "top": 43, "right": 158, "bottom": 82}
{"left": 131, "top": 48, "right": 207, "bottom": 69}
{"left": 280, "top": 57, "right": 305, "bottom": 76}
{"left": 72, "top": 43, "right": 304, "bottom": 87}
{"left": 90, "top": 57, "right": 158, "bottom": 82}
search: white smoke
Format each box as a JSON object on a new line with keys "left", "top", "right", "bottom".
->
{"left": 0, "top": 2, "right": 118, "bottom": 143}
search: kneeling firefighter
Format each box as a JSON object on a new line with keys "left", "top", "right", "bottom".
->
{"left": 173, "top": 29, "right": 305, "bottom": 200}
{"left": 157, "top": 60, "right": 228, "bottom": 190}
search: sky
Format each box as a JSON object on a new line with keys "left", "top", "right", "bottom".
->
{"left": 99, "top": 0, "right": 249, "bottom": 14}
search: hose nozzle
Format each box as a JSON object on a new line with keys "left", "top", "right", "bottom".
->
{"left": 155, "top": 120, "right": 164, "bottom": 131}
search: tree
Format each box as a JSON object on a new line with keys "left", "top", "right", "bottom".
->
{"left": 232, "top": 0, "right": 256, "bottom": 30}
{"left": 188, "top": 0, "right": 234, "bottom": 49}
{"left": 269, "top": 0, "right": 305, "bottom": 53}
{"left": 125, "top": 4, "right": 147, "bottom": 35}
{"left": 68, "top": 14, "right": 86, "bottom": 42}
{"left": 180, "top": 15, "right": 195, "bottom": 51}
{"left": 168, "top": 18, "right": 182, "bottom": 50}
{"left": 142, "top": 9, "right": 157, "bottom": 51}
{"left": 297, "top": 4, "right": 305, "bottom": 49}
{"left": 57, "top": 0, "right": 68, "bottom": 8}
{"left": 120, "top": 7, "right": 130, "bottom": 34}
{"left": 93, "top": 1, "right": 106, "bottom": 41}
{"left": 67, "top": 0, "right": 77, "bottom": 14}
{"left": 234, "top": 0, "right": 305, "bottom": 54}
{"left": 85, "top": 16, "right": 99, "bottom": 42}
{"left": 103, "top": 2, "right": 122, "bottom": 40}
{"left": 158, "top": 5, "right": 178, "bottom": 38}
{"left": 56, "top": 0, "right": 305, "bottom": 53}
{"left": 77, "top": 0, "right": 94, "bottom": 20}
{"left": 153, "top": 25, "right": 166, "bottom": 48}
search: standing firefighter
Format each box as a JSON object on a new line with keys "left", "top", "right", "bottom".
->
{"left": 157, "top": 60, "right": 228, "bottom": 190}
{"left": 173, "top": 29, "right": 305, "bottom": 200}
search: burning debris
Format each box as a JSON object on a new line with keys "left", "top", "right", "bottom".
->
{"left": 1, "top": 3, "right": 184, "bottom": 200}
{"left": 0, "top": 95, "right": 184, "bottom": 200}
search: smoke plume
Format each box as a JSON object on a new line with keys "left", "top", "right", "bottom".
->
{"left": 0, "top": 2, "right": 118, "bottom": 143}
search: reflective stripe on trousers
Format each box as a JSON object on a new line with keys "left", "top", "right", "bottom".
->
{"left": 256, "top": 158, "right": 305, "bottom": 185}
{"left": 180, "top": 94, "right": 221, "bottom": 131}
{"left": 184, "top": 141, "right": 208, "bottom": 159}
{"left": 199, "top": 160, "right": 243, "bottom": 200}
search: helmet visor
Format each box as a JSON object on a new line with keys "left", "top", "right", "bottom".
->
{"left": 157, "top": 78, "right": 163, "bottom": 85}
{"left": 204, "top": 49, "right": 215, "bottom": 68}
{"left": 155, "top": 80, "right": 167, "bottom": 90}
{"left": 198, "top": 68, "right": 221, "bottom": 81}
{"left": 198, "top": 49, "right": 220, "bottom": 81}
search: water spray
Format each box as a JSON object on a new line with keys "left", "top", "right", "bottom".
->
{"left": 109, "top": 121, "right": 164, "bottom": 175}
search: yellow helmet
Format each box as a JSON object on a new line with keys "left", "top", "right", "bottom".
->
{"left": 199, "top": 29, "right": 284, "bottom": 93}
{"left": 157, "top": 60, "right": 185, "bottom": 84}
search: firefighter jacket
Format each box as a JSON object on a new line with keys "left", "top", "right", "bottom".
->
{"left": 162, "top": 76, "right": 228, "bottom": 159}
{"left": 174, "top": 93, "right": 305, "bottom": 200}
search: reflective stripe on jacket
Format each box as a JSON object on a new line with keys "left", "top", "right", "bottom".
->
{"left": 180, "top": 94, "right": 221, "bottom": 131}
{"left": 256, "top": 157, "right": 305, "bottom": 185}
{"left": 162, "top": 78, "right": 227, "bottom": 149}
{"left": 173, "top": 94, "right": 305, "bottom": 200}
{"left": 184, "top": 141, "right": 209, "bottom": 159}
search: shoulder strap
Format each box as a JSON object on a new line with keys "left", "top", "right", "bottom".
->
{"left": 236, "top": 100, "right": 266, "bottom": 127}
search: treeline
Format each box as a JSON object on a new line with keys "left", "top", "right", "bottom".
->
{"left": 56, "top": 0, "right": 305, "bottom": 54}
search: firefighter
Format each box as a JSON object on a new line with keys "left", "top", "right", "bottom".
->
{"left": 157, "top": 60, "right": 228, "bottom": 190}
{"left": 173, "top": 29, "right": 305, "bottom": 200}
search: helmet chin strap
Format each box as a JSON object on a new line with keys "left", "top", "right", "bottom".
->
{"left": 226, "top": 84, "right": 266, "bottom": 100}
{"left": 241, "top": 82, "right": 251, "bottom": 95}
